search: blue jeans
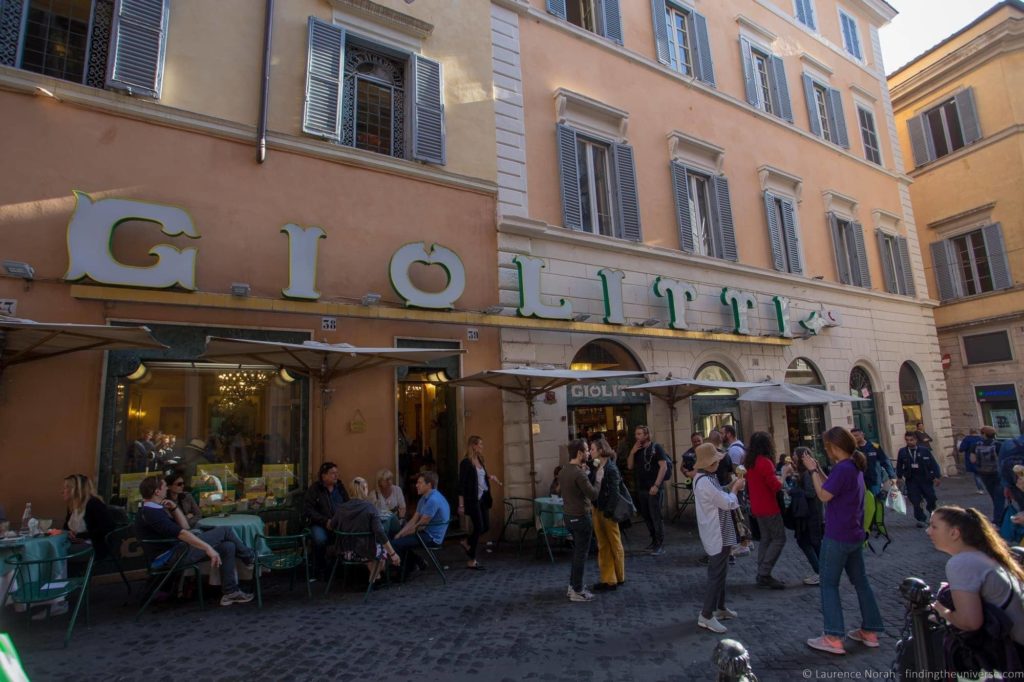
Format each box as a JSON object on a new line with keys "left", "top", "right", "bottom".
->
{"left": 818, "top": 537, "right": 884, "bottom": 637}
{"left": 310, "top": 524, "right": 330, "bottom": 571}
{"left": 978, "top": 473, "right": 1005, "bottom": 523}
{"left": 973, "top": 473, "right": 987, "bottom": 492}
{"left": 565, "top": 514, "right": 593, "bottom": 592}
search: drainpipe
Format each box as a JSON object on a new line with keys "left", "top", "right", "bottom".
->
{"left": 257, "top": 0, "right": 274, "bottom": 164}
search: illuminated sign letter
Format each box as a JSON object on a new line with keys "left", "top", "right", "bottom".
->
{"left": 800, "top": 310, "right": 827, "bottom": 335}
{"left": 653, "top": 277, "right": 697, "bottom": 330}
{"left": 772, "top": 296, "right": 793, "bottom": 338}
{"left": 597, "top": 269, "right": 625, "bottom": 325}
{"left": 721, "top": 288, "right": 757, "bottom": 335}
{"left": 281, "top": 224, "right": 326, "bottom": 300}
{"left": 389, "top": 242, "right": 466, "bottom": 309}
{"left": 64, "top": 191, "right": 199, "bottom": 289}
{"left": 513, "top": 255, "right": 572, "bottom": 320}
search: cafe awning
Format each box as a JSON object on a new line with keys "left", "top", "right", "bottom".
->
{"left": 737, "top": 383, "right": 868, "bottom": 405}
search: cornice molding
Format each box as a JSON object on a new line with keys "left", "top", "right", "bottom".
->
{"left": 735, "top": 14, "right": 778, "bottom": 44}
{"left": 668, "top": 131, "right": 725, "bottom": 174}
{"left": 554, "top": 87, "right": 629, "bottom": 141}
{"left": 326, "top": 0, "right": 433, "bottom": 39}
{"left": 823, "top": 189, "right": 859, "bottom": 216}
{"left": 759, "top": 165, "right": 804, "bottom": 202}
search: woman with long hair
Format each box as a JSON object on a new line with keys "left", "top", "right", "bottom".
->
{"left": 743, "top": 431, "right": 786, "bottom": 589}
{"left": 589, "top": 435, "right": 625, "bottom": 591}
{"left": 789, "top": 446, "right": 824, "bottom": 586}
{"left": 62, "top": 474, "right": 114, "bottom": 559}
{"left": 164, "top": 469, "right": 202, "bottom": 529}
{"left": 458, "top": 435, "right": 501, "bottom": 571}
{"left": 927, "top": 505, "right": 1024, "bottom": 645}
{"left": 800, "top": 426, "right": 884, "bottom": 655}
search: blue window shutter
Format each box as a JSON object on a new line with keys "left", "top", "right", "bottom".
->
{"left": 0, "top": 0, "right": 26, "bottom": 67}
{"left": 301, "top": 17, "right": 344, "bottom": 141}
{"left": 650, "top": 0, "right": 669, "bottom": 65}
{"left": 983, "top": 223, "right": 1013, "bottom": 290}
{"left": 546, "top": 0, "right": 567, "bottom": 20}
{"left": 828, "top": 87, "right": 849, "bottom": 148}
{"left": 828, "top": 213, "right": 851, "bottom": 284}
{"left": 712, "top": 175, "right": 738, "bottom": 262}
{"left": 557, "top": 124, "right": 583, "bottom": 231}
{"left": 598, "top": 0, "right": 622, "bottom": 44}
{"left": 412, "top": 54, "right": 446, "bottom": 164}
{"left": 740, "top": 38, "right": 757, "bottom": 106}
{"left": 802, "top": 74, "right": 821, "bottom": 137}
{"left": 770, "top": 55, "right": 793, "bottom": 122}
{"left": 908, "top": 115, "right": 932, "bottom": 167}
{"left": 896, "top": 235, "right": 916, "bottom": 296}
{"left": 876, "top": 231, "right": 896, "bottom": 293}
{"left": 764, "top": 192, "right": 785, "bottom": 271}
{"left": 612, "top": 143, "right": 641, "bottom": 241}
{"left": 851, "top": 221, "right": 871, "bottom": 288}
{"left": 670, "top": 161, "right": 694, "bottom": 253}
{"left": 781, "top": 198, "right": 802, "bottom": 274}
{"left": 955, "top": 88, "right": 982, "bottom": 145}
{"left": 105, "top": 0, "right": 170, "bottom": 98}
{"left": 691, "top": 11, "right": 715, "bottom": 87}
{"left": 796, "top": 0, "right": 809, "bottom": 26}
{"left": 930, "top": 240, "right": 959, "bottom": 301}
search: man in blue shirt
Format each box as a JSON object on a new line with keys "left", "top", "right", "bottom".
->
{"left": 958, "top": 428, "right": 986, "bottom": 495}
{"left": 851, "top": 428, "right": 895, "bottom": 497}
{"left": 392, "top": 471, "right": 450, "bottom": 573}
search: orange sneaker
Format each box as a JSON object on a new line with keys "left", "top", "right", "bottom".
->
{"left": 847, "top": 629, "right": 880, "bottom": 648}
{"left": 806, "top": 635, "right": 846, "bottom": 655}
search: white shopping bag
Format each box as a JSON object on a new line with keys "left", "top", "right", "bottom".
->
{"left": 885, "top": 488, "right": 907, "bottom": 516}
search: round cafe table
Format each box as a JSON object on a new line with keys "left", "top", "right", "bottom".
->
{"left": 1, "top": 533, "right": 70, "bottom": 605}
{"left": 533, "top": 496, "right": 564, "bottom": 532}
{"left": 197, "top": 514, "right": 271, "bottom": 556}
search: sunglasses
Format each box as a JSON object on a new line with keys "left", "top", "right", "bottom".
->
{"left": 172, "top": 481, "right": 185, "bottom": 486}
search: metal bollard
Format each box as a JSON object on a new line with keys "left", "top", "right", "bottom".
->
{"left": 897, "top": 577, "right": 944, "bottom": 677}
{"left": 712, "top": 639, "right": 759, "bottom": 682}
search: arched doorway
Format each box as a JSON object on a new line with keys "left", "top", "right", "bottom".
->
{"left": 692, "top": 362, "right": 741, "bottom": 438}
{"left": 785, "top": 358, "right": 826, "bottom": 458}
{"left": 850, "top": 366, "right": 880, "bottom": 443}
{"left": 567, "top": 340, "right": 648, "bottom": 453}
{"left": 899, "top": 362, "right": 924, "bottom": 431}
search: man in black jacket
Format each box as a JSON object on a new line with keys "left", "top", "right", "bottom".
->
{"left": 303, "top": 461, "right": 349, "bottom": 578}
{"left": 626, "top": 425, "right": 671, "bottom": 556}
{"left": 896, "top": 432, "right": 941, "bottom": 528}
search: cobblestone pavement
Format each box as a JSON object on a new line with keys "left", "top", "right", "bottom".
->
{"left": 8, "top": 475, "right": 993, "bottom": 681}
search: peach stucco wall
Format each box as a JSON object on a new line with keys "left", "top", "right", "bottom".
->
{"left": 0, "top": 90, "right": 501, "bottom": 521}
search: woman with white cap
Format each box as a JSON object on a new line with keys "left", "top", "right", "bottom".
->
{"left": 693, "top": 442, "right": 746, "bottom": 633}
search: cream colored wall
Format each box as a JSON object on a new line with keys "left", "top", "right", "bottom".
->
{"left": 518, "top": 2, "right": 904, "bottom": 288}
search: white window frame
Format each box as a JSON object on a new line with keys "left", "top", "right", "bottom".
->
{"left": 567, "top": 0, "right": 600, "bottom": 34}
{"left": 856, "top": 103, "right": 882, "bottom": 166}
{"left": 813, "top": 82, "right": 832, "bottom": 142}
{"left": 837, "top": 8, "right": 863, "bottom": 62}
{"left": 665, "top": 3, "right": 693, "bottom": 76}
{"left": 794, "top": 0, "right": 816, "bottom": 31}
{"left": 949, "top": 228, "right": 995, "bottom": 297}
{"left": 924, "top": 98, "right": 965, "bottom": 159}
{"left": 576, "top": 135, "right": 616, "bottom": 238}
{"left": 687, "top": 170, "right": 717, "bottom": 257}
{"left": 751, "top": 46, "right": 775, "bottom": 115}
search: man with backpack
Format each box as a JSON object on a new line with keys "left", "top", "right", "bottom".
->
{"left": 970, "top": 426, "right": 1004, "bottom": 524}
{"left": 626, "top": 425, "right": 671, "bottom": 556}
{"left": 999, "top": 433, "right": 1024, "bottom": 511}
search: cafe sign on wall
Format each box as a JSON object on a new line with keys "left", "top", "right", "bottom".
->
{"left": 567, "top": 377, "right": 652, "bottom": 406}
{"left": 61, "top": 192, "right": 841, "bottom": 339}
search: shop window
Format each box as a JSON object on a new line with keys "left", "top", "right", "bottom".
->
{"left": 740, "top": 39, "right": 793, "bottom": 122}
{"left": 963, "top": 330, "right": 1013, "bottom": 365}
{"left": 907, "top": 89, "right": 981, "bottom": 167}
{"left": 546, "top": 0, "right": 623, "bottom": 44}
{"left": 570, "top": 339, "right": 641, "bottom": 371}
{"left": 303, "top": 18, "right": 445, "bottom": 164}
{"left": 930, "top": 224, "right": 1012, "bottom": 301}
{"left": 828, "top": 213, "right": 871, "bottom": 288}
{"left": 786, "top": 358, "right": 825, "bottom": 459}
{"left": 651, "top": 2, "right": 716, "bottom": 86}
{"left": 801, "top": 74, "right": 849, "bottom": 148}
{"left": 899, "top": 362, "right": 924, "bottom": 427}
{"left": 0, "top": 0, "right": 170, "bottom": 97}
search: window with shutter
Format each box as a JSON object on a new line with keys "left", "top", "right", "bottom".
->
{"left": 912, "top": 89, "right": 982, "bottom": 166}
{"left": 930, "top": 240, "right": 960, "bottom": 301}
{"left": 656, "top": 3, "right": 714, "bottom": 86}
{"left": 670, "top": 161, "right": 733, "bottom": 260}
{"left": 936, "top": 225, "right": 1012, "bottom": 300}
{"left": 857, "top": 105, "right": 881, "bottom": 165}
{"left": 838, "top": 10, "right": 862, "bottom": 60}
{"left": 742, "top": 40, "right": 791, "bottom": 122}
{"left": 794, "top": 0, "right": 816, "bottom": 30}
{"left": 876, "top": 231, "right": 908, "bottom": 295}
{"left": 829, "top": 214, "right": 866, "bottom": 286}
{"left": 557, "top": 125, "right": 640, "bottom": 240}
{"left": 764, "top": 193, "right": 802, "bottom": 274}
{"left": 896, "top": 235, "right": 916, "bottom": 297}
{"left": 803, "top": 73, "right": 847, "bottom": 148}
{"left": 555, "top": 0, "right": 622, "bottom": 43}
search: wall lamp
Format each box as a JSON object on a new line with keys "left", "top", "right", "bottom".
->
{"left": 572, "top": 313, "right": 591, "bottom": 322}
{"left": 230, "top": 282, "right": 251, "bottom": 297}
{"left": 2, "top": 260, "right": 34, "bottom": 281}
{"left": 360, "top": 292, "right": 382, "bottom": 306}
{"left": 635, "top": 318, "right": 661, "bottom": 328}
{"left": 483, "top": 305, "right": 504, "bottom": 315}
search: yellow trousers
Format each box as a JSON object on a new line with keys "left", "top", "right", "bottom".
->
{"left": 592, "top": 511, "right": 625, "bottom": 585}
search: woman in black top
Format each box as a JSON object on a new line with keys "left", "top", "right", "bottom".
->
{"left": 458, "top": 436, "right": 502, "bottom": 570}
{"left": 62, "top": 474, "right": 114, "bottom": 559}
{"left": 164, "top": 469, "right": 202, "bottom": 529}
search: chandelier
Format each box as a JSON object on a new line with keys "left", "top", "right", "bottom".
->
{"left": 217, "top": 370, "right": 272, "bottom": 409}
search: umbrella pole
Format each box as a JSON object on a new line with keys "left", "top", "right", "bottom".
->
{"left": 527, "top": 397, "right": 538, "bottom": 500}
{"left": 669, "top": 401, "right": 679, "bottom": 512}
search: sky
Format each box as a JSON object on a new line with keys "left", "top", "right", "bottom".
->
{"left": 878, "top": 0, "right": 1002, "bottom": 74}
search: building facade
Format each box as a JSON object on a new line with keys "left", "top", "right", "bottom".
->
{"left": 889, "top": 1, "right": 1024, "bottom": 443}
{"left": 488, "top": 0, "right": 954, "bottom": 498}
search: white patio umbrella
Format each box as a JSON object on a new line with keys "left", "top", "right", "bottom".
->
{"left": 0, "top": 315, "right": 167, "bottom": 375}
{"left": 737, "top": 383, "right": 868, "bottom": 405}
{"left": 200, "top": 337, "right": 465, "bottom": 463}
{"left": 449, "top": 367, "right": 651, "bottom": 498}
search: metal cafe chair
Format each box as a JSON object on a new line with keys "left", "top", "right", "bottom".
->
{"left": 535, "top": 501, "right": 570, "bottom": 564}
{"left": 254, "top": 531, "right": 310, "bottom": 608}
{"left": 671, "top": 478, "right": 695, "bottom": 522}
{"left": 400, "top": 519, "right": 450, "bottom": 585}
{"left": 135, "top": 538, "right": 205, "bottom": 620}
{"left": 496, "top": 497, "right": 536, "bottom": 556}
{"left": 3, "top": 544, "right": 94, "bottom": 647}
{"left": 99, "top": 524, "right": 134, "bottom": 598}
{"left": 324, "top": 530, "right": 386, "bottom": 602}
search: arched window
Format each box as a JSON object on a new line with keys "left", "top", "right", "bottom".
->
{"left": 695, "top": 362, "right": 736, "bottom": 396}
{"left": 850, "top": 366, "right": 873, "bottom": 399}
{"left": 570, "top": 339, "right": 643, "bottom": 371}
{"left": 786, "top": 358, "right": 823, "bottom": 387}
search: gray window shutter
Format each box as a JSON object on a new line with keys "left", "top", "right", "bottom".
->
{"left": 828, "top": 212, "right": 851, "bottom": 284}
{"left": 598, "top": 0, "right": 622, "bottom": 44}
{"left": 557, "top": 124, "right": 583, "bottom": 231}
{"left": 105, "top": 0, "right": 170, "bottom": 98}
{"left": 740, "top": 38, "right": 758, "bottom": 106}
{"left": 802, "top": 74, "right": 821, "bottom": 137}
{"left": 930, "top": 240, "right": 959, "bottom": 301}
{"left": 982, "top": 222, "right": 1012, "bottom": 290}
{"left": 302, "top": 17, "right": 345, "bottom": 141}
{"left": 412, "top": 54, "right": 446, "bottom": 165}
{"left": 851, "top": 221, "right": 871, "bottom": 288}
{"left": 712, "top": 175, "right": 738, "bottom": 262}
{"left": 827, "top": 87, "right": 849, "bottom": 148}
{"left": 908, "top": 115, "right": 932, "bottom": 167}
{"left": 954, "top": 88, "right": 982, "bottom": 145}
{"left": 650, "top": 0, "right": 670, "bottom": 65}
{"left": 770, "top": 55, "right": 793, "bottom": 122}
{"left": 612, "top": 143, "right": 641, "bottom": 241}
{"left": 546, "top": 0, "right": 567, "bottom": 20}
{"left": 896, "top": 235, "right": 916, "bottom": 296}
{"left": 670, "top": 161, "right": 694, "bottom": 253}
{"left": 876, "top": 231, "right": 897, "bottom": 293}
{"left": 764, "top": 192, "right": 785, "bottom": 271}
{"left": 796, "top": 0, "right": 809, "bottom": 26}
{"left": 781, "top": 198, "right": 802, "bottom": 274}
{"left": 0, "top": 0, "right": 26, "bottom": 67}
{"left": 691, "top": 11, "right": 715, "bottom": 87}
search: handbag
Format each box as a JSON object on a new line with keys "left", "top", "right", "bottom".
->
{"left": 732, "top": 508, "right": 752, "bottom": 543}
{"left": 611, "top": 480, "right": 636, "bottom": 523}
{"left": 885, "top": 488, "right": 908, "bottom": 515}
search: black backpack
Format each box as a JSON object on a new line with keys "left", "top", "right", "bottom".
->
{"left": 974, "top": 441, "right": 1000, "bottom": 475}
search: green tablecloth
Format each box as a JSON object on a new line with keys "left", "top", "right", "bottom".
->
{"left": 197, "top": 514, "right": 271, "bottom": 556}
{"left": 533, "top": 496, "right": 564, "bottom": 532}
{"left": 0, "top": 533, "right": 70, "bottom": 578}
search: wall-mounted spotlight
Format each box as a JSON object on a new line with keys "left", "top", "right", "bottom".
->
{"left": 230, "top": 282, "right": 251, "bottom": 297}
{"left": 360, "top": 292, "right": 382, "bottom": 306}
{"left": 572, "top": 313, "right": 591, "bottom": 322}
{"left": 635, "top": 318, "right": 660, "bottom": 327}
{"left": 483, "top": 305, "right": 504, "bottom": 315}
{"left": 3, "top": 260, "right": 34, "bottom": 281}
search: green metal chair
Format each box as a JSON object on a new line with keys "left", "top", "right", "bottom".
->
{"left": 135, "top": 538, "right": 205, "bottom": 620}
{"left": 535, "top": 500, "right": 571, "bottom": 564}
{"left": 98, "top": 524, "right": 134, "bottom": 598}
{"left": 257, "top": 505, "right": 300, "bottom": 537}
{"left": 496, "top": 497, "right": 536, "bottom": 556}
{"left": 671, "top": 478, "right": 695, "bottom": 522}
{"left": 253, "top": 531, "right": 310, "bottom": 608}
{"left": 324, "top": 530, "right": 388, "bottom": 601}
{"left": 400, "top": 519, "right": 450, "bottom": 585}
{"left": 3, "top": 544, "right": 94, "bottom": 647}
